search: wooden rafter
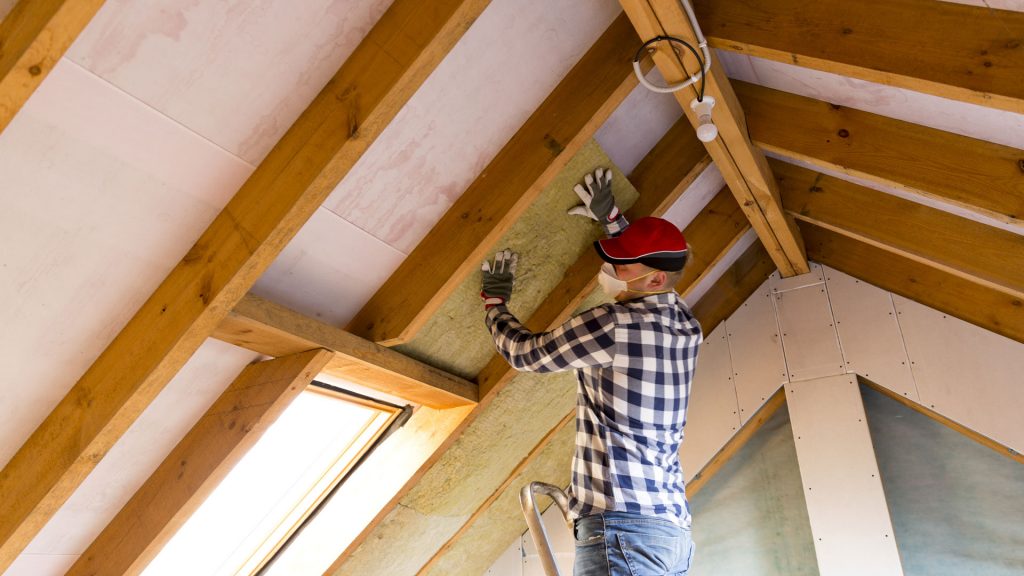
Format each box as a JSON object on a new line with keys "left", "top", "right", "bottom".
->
{"left": 0, "top": 0, "right": 490, "bottom": 567}
{"left": 675, "top": 187, "right": 750, "bottom": 299}
{"left": 347, "top": 13, "right": 645, "bottom": 346}
{"left": 333, "top": 116, "right": 708, "bottom": 573}
{"left": 694, "top": 0, "right": 1024, "bottom": 114}
{"left": 67, "top": 349, "right": 333, "bottom": 576}
{"left": 736, "top": 81, "right": 1024, "bottom": 227}
{"left": 617, "top": 0, "right": 809, "bottom": 277}
{"left": 773, "top": 160, "right": 1024, "bottom": 301}
{"left": 0, "top": 0, "right": 106, "bottom": 135}
{"left": 800, "top": 222, "right": 1024, "bottom": 345}
{"left": 213, "top": 295, "right": 477, "bottom": 408}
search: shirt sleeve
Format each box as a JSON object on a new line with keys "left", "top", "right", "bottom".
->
{"left": 603, "top": 213, "right": 629, "bottom": 237}
{"left": 484, "top": 304, "right": 617, "bottom": 373}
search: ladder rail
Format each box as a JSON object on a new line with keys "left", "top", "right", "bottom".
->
{"left": 519, "top": 481, "right": 571, "bottom": 576}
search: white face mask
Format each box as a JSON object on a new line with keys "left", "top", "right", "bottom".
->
{"left": 597, "top": 263, "right": 660, "bottom": 297}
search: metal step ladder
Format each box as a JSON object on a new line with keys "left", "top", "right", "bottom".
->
{"left": 519, "top": 481, "right": 571, "bottom": 576}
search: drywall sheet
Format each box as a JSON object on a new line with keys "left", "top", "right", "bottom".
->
{"left": 688, "top": 405, "right": 818, "bottom": 576}
{"left": 893, "top": 295, "right": 1024, "bottom": 453}
{"left": 775, "top": 282, "right": 845, "bottom": 382}
{"left": 487, "top": 540, "right": 524, "bottom": 576}
{"left": 681, "top": 324, "right": 742, "bottom": 480}
{"left": 862, "top": 386, "right": 1024, "bottom": 576}
{"left": 787, "top": 375, "right": 903, "bottom": 576}
{"left": 771, "top": 262, "right": 826, "bottom": 293}
{"left": 725, "top": 279, "right": 787, "bottom": 423}
{"left": 823, "top": 267, "right": 918, "bottom": 400}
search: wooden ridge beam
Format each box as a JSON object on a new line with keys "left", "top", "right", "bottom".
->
{"left": 213, "top": 295, "right": 477, "bottom": 408}
{"left": 330, "top": 115, "right": 707, "bottom": 574}
{"left": 67, "top": 349, "right": 332, "bottom": 576}
{"left": 800, "top": 222, "right": 1024, "bottom": 345}
{"left": 347, "top": 13, "right": 645, "bottom": 346}
{"left": 477, "top": 116, "right": 708, "bottom": 398}
{"left": 694, "top": 0, "right": 1024, "bottom": 114}
{"left": 692, "top": 239, "right": 775, "bottom": 335}
{"left": 0, "top": 0, "right": 106, "bottom": 135}
{"left": 0, "top": 0, "right": 489, "bottom": 567}
{"left": 617, "top": 0, "right": 808, "bottom": 277}
{"left": 773, "top": 160, "right": 1024, "bottom": 301}
{"left": 736, "top": 81, "right": 1024, "bottom": 227}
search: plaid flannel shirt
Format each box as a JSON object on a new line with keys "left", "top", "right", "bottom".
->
{"left": 485, "top": 290, "right": 702, "bottom": 527}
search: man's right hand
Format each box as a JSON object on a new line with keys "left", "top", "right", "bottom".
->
{"left": 569, "top": 168, "right": 620, "bottom": 223}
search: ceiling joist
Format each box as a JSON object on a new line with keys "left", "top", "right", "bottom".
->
{"left": 0, "top": 0, "right": 106, "bottom": 135}
{"left": 213, "top": 295, "right": 477, "bottom": 408}
{"left": 618, "top": 0, "right": 809, "bottom": 278}
{"left": 0, "top": 0, "right": 490, "bottom": 567}
{"left": 694, "top": 0, "right": 1024, "bottom": 114}
{"left": 736, "top": 81, "right": 1024, "bottom": 228}
{"left": 346, "top": 13, "right": 644, "bottom": 346}
{"left": 67, "top": 349, "right": 333, "bottom": 576}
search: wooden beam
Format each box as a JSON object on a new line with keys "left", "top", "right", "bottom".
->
{"left": 617, "top": 0, "right": 808, "bottom": 277}
{"left": 213, "top": 295, "right": 477, "bottom": 408}
{"left": 736, "top": 81, "right": 1024, "bottom": 227}
{"left": 859, "top": 378, "right": 1024, "bottom": 465}
{"left": 800, "top": 222, "right": 1024, "bottom": 345}
{"left": 691, "top": 239, "right": 775, "bottom": 335}
{"left": 675, "top": 186, "right": 750, "bottom": 299}
{"left": 688, "top": 386, "right": 785, "bottom": 496}
{"left": 0, "top": 0, "right": 489, "bottom": 567}
{"left": 694, "top": 0, "right": 1024, "bottom": 114}
{"left": 477, "top": 116, "right": 708, "bottom": 398}
{"left": 66, "top": 349, "right": 332, "bottom": 576}
{"left": 347, "top": 14, "right": 644, "bottom": 346}
{"left": 773, "top": 160, "right": 1024, "bottom": 300}
{"left": 0, "top": 0, "right": 106, "bottom": 135}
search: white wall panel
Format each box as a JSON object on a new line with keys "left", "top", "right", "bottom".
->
{"left": 787, "top": 375, "right": 903, "bottom": 576}
{"left": 681, "top": 325, "right": 741, "bottom": 481}
{"left": 770, "top": 262, "right": 826, "bottom": 294}
{"left": 823, "top": 267, "right": 918, "bottom": 400}
{"left": 893, "top": 296, "right": 1024, "bottom": 453}
{"left": 595, "top": 69, "right": 683, "bottom": 176}
{"left": 775, "top": 281, "right": 846, "bottom": 382}
{"left": 486, "top": 539, "right": 523, "bottom": 576}
{"left": 725, "top": 279, "right": 787, "bottom": 422}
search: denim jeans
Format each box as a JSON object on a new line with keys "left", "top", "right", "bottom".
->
{"left": 573, "top": 511, "right": 694, "bottom": 576}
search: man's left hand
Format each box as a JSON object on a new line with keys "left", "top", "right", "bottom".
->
{"left": 481, "top": 249, "right": 518, "bottom": 309}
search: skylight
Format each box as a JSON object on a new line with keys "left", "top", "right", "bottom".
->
{"left": 143, "top": 386, "right": 397, "bottom": 576}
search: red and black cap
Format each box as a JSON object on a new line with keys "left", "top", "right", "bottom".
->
{"left": 594, "top": 217, "right": 688, "bottom": 271}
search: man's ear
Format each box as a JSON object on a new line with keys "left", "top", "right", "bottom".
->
{"left": 651, "top": 270, "right": 668, "bottom": 289}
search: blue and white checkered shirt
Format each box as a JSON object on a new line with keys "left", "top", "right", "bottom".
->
{"left": 485, "top": 291, "right": 702, "bottom": 528}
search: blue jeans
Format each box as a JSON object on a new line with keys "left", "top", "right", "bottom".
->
{"left": 573, "top": 511, "right": 694, "bottom": 576}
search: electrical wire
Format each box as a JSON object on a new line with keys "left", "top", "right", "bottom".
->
{"left": 632, "top": 35, "right": 707, "bottom": 100}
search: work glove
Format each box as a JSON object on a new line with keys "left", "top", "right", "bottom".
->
{"left": 481, "top": 249, "right": 518, "bottom": 309}
{"left": 568, "top": 168, "right": 620, "bottom": 224}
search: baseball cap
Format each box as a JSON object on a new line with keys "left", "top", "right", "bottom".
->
{"left": 593, "top": 216, "right": 688, "bottom": 271}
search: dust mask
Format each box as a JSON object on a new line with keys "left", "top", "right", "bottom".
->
{"left": 597, "top": 263, "right": 660, "bottom": 296}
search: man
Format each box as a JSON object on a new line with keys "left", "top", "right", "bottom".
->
{"left": 480, "top": 168, "right": 702, "bottom": 575}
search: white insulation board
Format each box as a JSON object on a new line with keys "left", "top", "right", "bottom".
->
{"left": 725, "top": 279, "right": 787, "bottom": 423}
{"left": 681, "top": 324, "right": 741, "bottom": 481}
{"left": 775, "top": 281, "right": 846, "bottom": 382}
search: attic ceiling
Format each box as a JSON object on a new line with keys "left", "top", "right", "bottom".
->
{"left": 0, "top": 0, "right": 1022, "bottom": 574}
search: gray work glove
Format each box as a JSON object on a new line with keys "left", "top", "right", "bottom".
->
{"left": 568, "top": 168, "right": 620, "bottom": 223}
{"left": 481, "top": 249, "right": 518, "bottom": 309}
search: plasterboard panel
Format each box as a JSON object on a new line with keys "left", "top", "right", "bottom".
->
{"left": 0, "top": 58, "right": 252, "bottom": 469}
{"left": 892, "top": 295, "right": 1024, "bottom": 453}
{"left": 522, "top": 498, "right": 574, "bottom": 576}
{"left": 68, "top": 0, "right": 394, "bottom": 164}
{"left": 771, "top": 261, "right": 825, "bottom": 293}
{"left": 717, "top": 50, "right": 1024, "bottom": 151}
{"left": 251, "top": 208, "right": 406, "bottom": 326}
{"left": 661, "top": 163, "right": 725, "bottom": 231}
{"left": 323, "top": 0, "right": 621, "bottom": 252}
{"left": 486, "top": 539, "right": 523, "bottom": 576}
{"left": 823, "top": 267, "right": 918, "bottom": 400}
{"left": 595, "top": 68, "right": 683, "bottom": 175}
{"left": 17, "top": 339, "right": 258, "bottom": 570}
{"left": 725, "top": 278, "right": 787, "bottom": 422}
{"left": 786, "top": 375, "right": 903, "bottom": 576}
{"left": 775, "top": 282, "right": 846, "bottom": 382}
{"left": 681, "top": 324, "right": 741, "bottom": 481}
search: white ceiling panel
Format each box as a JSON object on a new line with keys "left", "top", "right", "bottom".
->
{"left": 322, "top": 0, "right": 621, "bottom": 253}
{"left": 67, "top": 0, "right": 395, "bottom": 164}
{"left": 251, "top": 207, "right": 406, "bottom": 326}
{"left": 15, "top": 339, "right": 258, "bottom": 575}
{"left": 0, "top": 58, "right": 252, "bottom": 468}
{"left": 595, "top": 69, "right": 683, "bottom": 175}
